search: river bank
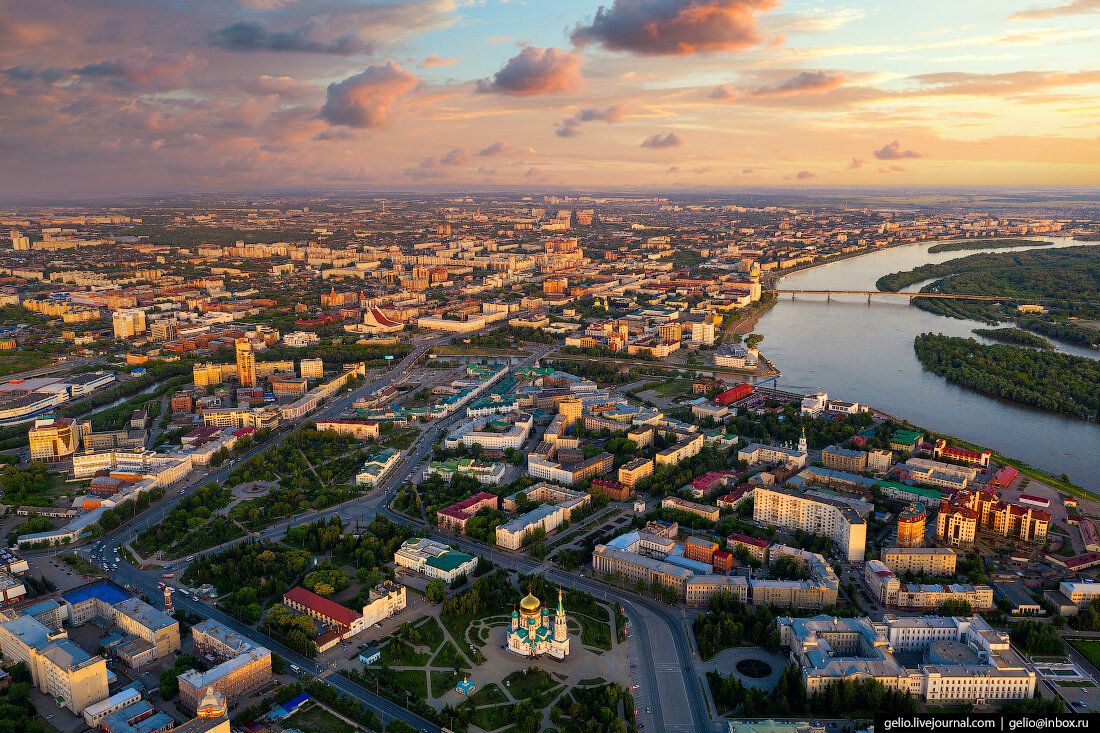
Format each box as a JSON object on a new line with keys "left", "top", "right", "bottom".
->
{"left": 751, "top": 235, "right": 1100, "bottom": 492}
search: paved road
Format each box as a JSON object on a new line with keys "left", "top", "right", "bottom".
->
{"left": 68, "top": 334, "right": 712, "bottom": 732}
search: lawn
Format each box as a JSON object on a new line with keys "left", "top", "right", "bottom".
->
{"left": 59, "top": 553, "right": 104, "bottom": 576}
{"left": 464, "top": 683, "right": 508, "bottom": 707}
{"left": 466, "top": 702, "right": 517, "bottom": 732}
{"left": 380, "top": 639, "right": 430, "bottom": 667}
{"left": 284, "top": 704, "right": 360, "bottom": 733}
{"left": 0, "top": 351, "right": 52, "bottom": 378}
{"left": 413, "top": 615, "right": 445, "bottom": 652}
{"left": 572, "top": 615, "right": 612, "bottom": 651}
{"left": 432, "top": 641, "right": 470, "bottom": 670}
{"left": 1069, "top": 639, "right": 1100, "bottom": 671}
{"left": 392, "top": 669, "right": 428, "bottom": 700}
{"left": 430, "top": 669, "right": 462, "bottom": 698}
{"left": 503, "top": 668, "right": 556, "bottom": 700}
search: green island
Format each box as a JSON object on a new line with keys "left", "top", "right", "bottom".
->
{"left": 913, "top": 333, "right": 1100, "bottom": 420}
{"left": 1015, "top": 316, "right": 1100, "bottom": 346}
{"left": 876, "top": 245, "right": 1100, "bottom": 323}
{"left": 971, "top": 327, "right": 1054, "bottom": 350}
{"left": 926, "top": 238, "right": 1052, "bottom": 254}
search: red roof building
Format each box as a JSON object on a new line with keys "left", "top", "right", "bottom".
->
{"left": 436, "top": 492, "right": 499, "bottom": 533}
{"left": 283, "top": 586, "right": 364, "bottom": 638}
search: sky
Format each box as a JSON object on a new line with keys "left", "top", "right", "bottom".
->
{"left": 2, "top": 0, "right": 1099, "bottom": 196}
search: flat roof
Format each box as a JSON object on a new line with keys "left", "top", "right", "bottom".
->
{"left": 62, "top": 580, "right": 130, "bottom": 607}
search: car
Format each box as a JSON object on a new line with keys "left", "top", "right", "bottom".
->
{"left": 46, "top": 715, "right": 54, "bottom": 720}
{"left": 186, "top": 556, "right": 195, "bottom": 562}
{"left": 645, "top": 707, "right": 650, "bottom": 714}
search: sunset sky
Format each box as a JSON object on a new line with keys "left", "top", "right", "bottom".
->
{"left": 2, "top": 0, "right": 1100, "bottom": 195}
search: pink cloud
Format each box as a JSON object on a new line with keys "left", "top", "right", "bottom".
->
{"left": 320, "top": 62, "right": 419, "bottom": 128}
{"left": 847, "top": 157, "right": 863, "bottom": 169}
{"left": 795, "top": 170, "right": 815, "bottom": 179}
{"left": 873, "top": 140, "right": 922, "bottom": 160}
{"left": 571, "top": 0, "right": 780, "bottom": 56}
{"left": 477, "top": 140, "right": 510, "bottom": 157}
{"left": 76, "top": 49, "right": 202, "bottom": 87}
{"left": 556, "top": 102, "right": 631, "bottom": 137}
{"left": 641, "top": 131, "right": 684, "bottom": 148}
{"left": 710, "top": 84, "right": 740, "bottom": 100}
{"left": 752, "top": 69, "right": 845, "bottom": 97}
{"left": 420, "top": 54, "right": 459, "bottom": 68}
{"left": 478, "top": 46, "right": 583, "bottom": 96}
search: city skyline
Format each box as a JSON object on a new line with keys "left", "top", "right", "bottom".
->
{"left": 3, "top": 0, "right": 1100, "bottom": 196}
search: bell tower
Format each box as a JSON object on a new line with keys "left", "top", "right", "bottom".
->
{"left": 554, "top": 587, "right": 567, "bottom": 642}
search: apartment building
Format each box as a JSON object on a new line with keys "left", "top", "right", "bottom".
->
{"left": 753, "top": 485, "right": 867, "bottom": 562}
{"left": 436, "top": 492, "right": 500, "bottom": 532}
{"left": 822, "top": 445, "right": 868, "bottom": 473}
{"left": 661, "top": 497, "right": 720, "bottom": 523}
{"left": 179, "top": 622, "right": 272, "bottom": 711}
{"left": 727, "top": 533, "right": 770, "bottom": 564}
{"left": 618, "top": 457, "right": 654, "bottom": 488}
{"left": 655, "top": 433, "right": 704, "bottom": 466}
{"left": 880, "top": 547, "right": 957, "bottom": 576}
{"left": 0, "top": 615, "right": 109, "bottom": 714}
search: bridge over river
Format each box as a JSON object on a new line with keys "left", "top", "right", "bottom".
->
{"left": 771, "top": 289, "right": 1022, "bottom": 303}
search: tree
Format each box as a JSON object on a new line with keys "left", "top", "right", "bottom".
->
{"left": 426, "top": 580, "right": 446, "bottom": 603}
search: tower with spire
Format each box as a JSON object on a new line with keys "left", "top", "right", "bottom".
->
{"left": 798, "top": 427, "right": 807, "bottom": 454}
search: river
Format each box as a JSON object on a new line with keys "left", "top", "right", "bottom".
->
{"left": 752, "top": 236, "right": 1100, "bottom": 492}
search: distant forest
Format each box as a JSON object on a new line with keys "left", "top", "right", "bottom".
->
{"left": 877, "top": 245, "right": 1100, "bottom": 322}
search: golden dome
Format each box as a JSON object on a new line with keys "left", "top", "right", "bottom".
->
{"left": 519, "top": 592, "right": 541, "bottom": 614}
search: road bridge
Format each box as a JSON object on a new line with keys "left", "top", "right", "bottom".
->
{"left": 771, "top": 289, "right": 1022, "bottom": 303}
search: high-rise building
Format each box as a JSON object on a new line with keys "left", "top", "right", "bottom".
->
{"left": 896, "top": 504, "right": 927, "bottom": 548}
{"left": 29, "top": 417, "right": 82, "bottom": 462}
{"left": 112, "top": 310, "right": 147, "bottom": 339}
{"left": 753, "top": 485, "right": 867, "bottom": 562}
{"left": 9, "top": 230, "right": 30, "bottom": 250}
{"left": 235, "top": 339, "right": 256, "bottom": 387}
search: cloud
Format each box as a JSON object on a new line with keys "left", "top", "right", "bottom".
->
{"left": 873, "top": 140, "right": 922, "bottom": 160}
{"left": 420, "top": 54, "right": 458, "bottom": 67}
{"left": 477, "top": 140, "right": 510, "bottom": 157}
{"left": 741, "top": 168, "right": 753, "bottom": 174}
{"left": 210, "top": 21, "right": 373, "bottom": 54}
{"left": 710, "top": 84, "right": 740, "bottom": 100}
{"left": 795, "top": 170, "right": 815, "bottom": 179}
{"left": 752, "top": 69, "right": 845, "bottom": 96}
{"left": 240, "top": 75, "right": 317, "bottom": 98}
{"left": 570, "top": 0, "right": 780, "bottom": 56}
{"left": 641, "top": 131, "right": 684, "bottom": 148}
{"left": 907, "top": 69, "right": 1100, "bottom": 97}
{"left": 76, "top": 49, "right": 202, "bottom": 86}
{"left": 477, "top": 46, "right": 583, "bottom": 95}
{"left": 1007, "top": 0, "right": 1100, "bottom": 20}
{"left": 319, "top": 62, "right": 419, "bottom": 128}
{"left": 847, "top": 157, "right": 863, "bottom": 169}
{"left": 555, "top": 102, "right": 631, "bottom": 136}
{"left": 419, "top": 147, "right": 473, "bottom": 168}
{"left": 667, "top": 165, "right": 680, "bottom": 173}
{"left": 766, "top": 8, "right": 865, "bottom": 33}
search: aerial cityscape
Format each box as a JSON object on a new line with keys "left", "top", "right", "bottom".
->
{"left": 2, "top": 2, "right": 1100, "bottom": 733}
